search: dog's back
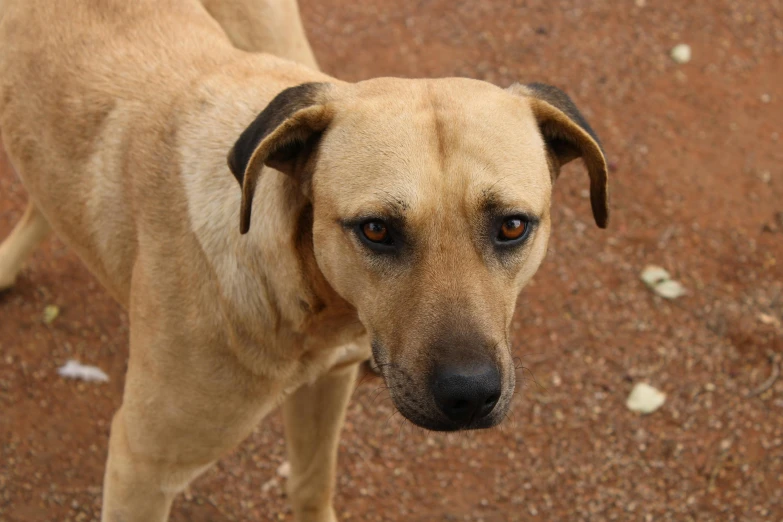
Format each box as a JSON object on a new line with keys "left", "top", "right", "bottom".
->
{"left": 0, "top": 0, "right": 321, "bottom": 304}
{"left": 0, "top": 0, "right": 235, "bottom": 154}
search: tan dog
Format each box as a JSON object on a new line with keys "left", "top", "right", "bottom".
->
{"left": 0, "top": 1, "right": 609, "bottom": 520}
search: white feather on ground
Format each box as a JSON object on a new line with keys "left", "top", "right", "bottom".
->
{"left": 57, "top": 360, "right": 110, "bottom": 382}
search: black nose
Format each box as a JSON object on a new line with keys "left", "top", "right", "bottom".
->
{"left": 431, "top": 359, "right": 501, "bottom": 426}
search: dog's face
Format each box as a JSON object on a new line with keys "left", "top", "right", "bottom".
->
{"left": 229, "top": 78, "right": 608, "bottom": 431}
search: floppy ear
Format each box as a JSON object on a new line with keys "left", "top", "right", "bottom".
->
{"left": 507, "top": 82, "right": 609, "bottom": 228}
{"left": 227, "top": 82, "right": 334, "bottom": 234}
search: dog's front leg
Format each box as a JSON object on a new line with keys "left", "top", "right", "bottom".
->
{"left": 282, "top": 362, "right": 359, "bottom": 522}
{"left": 100, "top": 269, "right": 281, "bottom": 521}
{"left": 101, "top": 405, "right": 190, "bottom": 522}
{"left": 101, "top": 365, "right": 273, "bottom": 522}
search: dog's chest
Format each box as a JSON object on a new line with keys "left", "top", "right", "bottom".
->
{"left": 286, "top": 331, "right": 370, "bottom": 392}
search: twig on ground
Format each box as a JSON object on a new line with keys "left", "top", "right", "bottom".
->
{"left": 746, "top": 353, "right": 781, "bottom": 398}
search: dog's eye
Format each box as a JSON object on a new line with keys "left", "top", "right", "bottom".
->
{"left": 497, "top": 217, "right": 528, "bottom": 242}
{"left": 361, "top": 220, "right": 391, "bottom": 244}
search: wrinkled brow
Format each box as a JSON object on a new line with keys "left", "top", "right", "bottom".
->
{"left": 375, "top": 189, "right": 410, "bottom": 215}
{"left": 477, "top": 187, "right": 538, "bottom": 218}
{"left": 339, "top": 193, "right": 409, "bottom": 228}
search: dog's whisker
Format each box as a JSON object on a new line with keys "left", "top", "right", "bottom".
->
{"left": 396, "top": 414, "right": 407, "bottom": 443}
{"left": 356, "top": 368, "right": 380, "bottom": 389}
{"left": 383, "top": 410, "right": 402, "bottom": 431}
{"left": 518, "top": 365, "right": 545, "bottom": 392}
{"left": 369, "top": 388, "right": 391, "bottom": 405}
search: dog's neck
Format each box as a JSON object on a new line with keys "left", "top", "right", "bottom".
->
{"left": 178, "top": 62, "right": 361, "bottom": 358}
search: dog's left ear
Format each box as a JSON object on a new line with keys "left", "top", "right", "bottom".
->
{"left": 507, "top": 82, "right": 609, "bottom": 228}
{"left": 228, "top": 82, "right": 334, "bottom": 234}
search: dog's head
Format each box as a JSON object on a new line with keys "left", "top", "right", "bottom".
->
{"left": 228, "top": 78, "right": 608, "bottom": 431}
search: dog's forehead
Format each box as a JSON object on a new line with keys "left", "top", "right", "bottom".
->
{"left": 315, "top": 78, "right": 553, "bottom": 216}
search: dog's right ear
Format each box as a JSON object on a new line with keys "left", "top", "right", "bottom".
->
{"left": 227, "top": 82, "right": 334, "bottom": 234}
{"left": 507, "top": 82, "right": 609, "bottom": 228}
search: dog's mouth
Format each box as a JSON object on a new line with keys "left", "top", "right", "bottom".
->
{"left": 391, "top": 394, "right": 509, "bottom": 432}
{"left": 372, "top": 343, "right": 514, "bottom": 432}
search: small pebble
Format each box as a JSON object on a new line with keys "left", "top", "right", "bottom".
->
{"left": 670, "top": 44, "right": 692, "bottom": 64}
{"left": 758, "top": 313, "right": 780, "bottom": 327}
{"left": 626, "top": 383, "right": 666, "bottom": 414}
{"left": 641, "top": 265, "right": 671, "bottom": 286}
{"left": 641, "top": 265, "right": 686, "bottom": 299}
{"left": 761, "top": 93, "right": 771, "bottom": 103}
{"left": 43, "top": 304, "right": 60, "bottom": 325}
{"left": 654, "top": 280, "right": 686, "bottom": 299}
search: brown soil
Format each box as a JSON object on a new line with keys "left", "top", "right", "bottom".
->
{"left": 1, "top": 1, "right": 782, "bottom": 521}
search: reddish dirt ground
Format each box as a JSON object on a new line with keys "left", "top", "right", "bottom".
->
{"left": 2, "top": 1, "right": 782, "bottom": 521}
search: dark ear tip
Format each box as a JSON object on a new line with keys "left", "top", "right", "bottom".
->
{"left": 593, "top": 203, "right": 609, "bottom": 228}
{"left": 239, "top": 209, "right": 251, "bottom": 234}
{"left": 239, "top": 214, "right": 250, "bottom": 235}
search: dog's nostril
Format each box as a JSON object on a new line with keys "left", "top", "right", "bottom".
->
{"left": 477, "top": 392, "right": 500, "bottom": 418}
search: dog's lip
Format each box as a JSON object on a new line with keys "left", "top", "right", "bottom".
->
{"left": 396, "top": 407, "right": 503, "bottom": 432}
{"left": 389, "top": 393, "right": 507, "bottom": 432}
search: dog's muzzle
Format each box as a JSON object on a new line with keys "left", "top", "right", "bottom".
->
{"left": 375, "top": 339, "right": 510, "bottom": 432}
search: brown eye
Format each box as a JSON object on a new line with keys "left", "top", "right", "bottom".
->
{"left": 498, "top": 218, "right": 527, "bottom": 241}
{"left": 362, "top": 221, "right": 389, "bottom": 243}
